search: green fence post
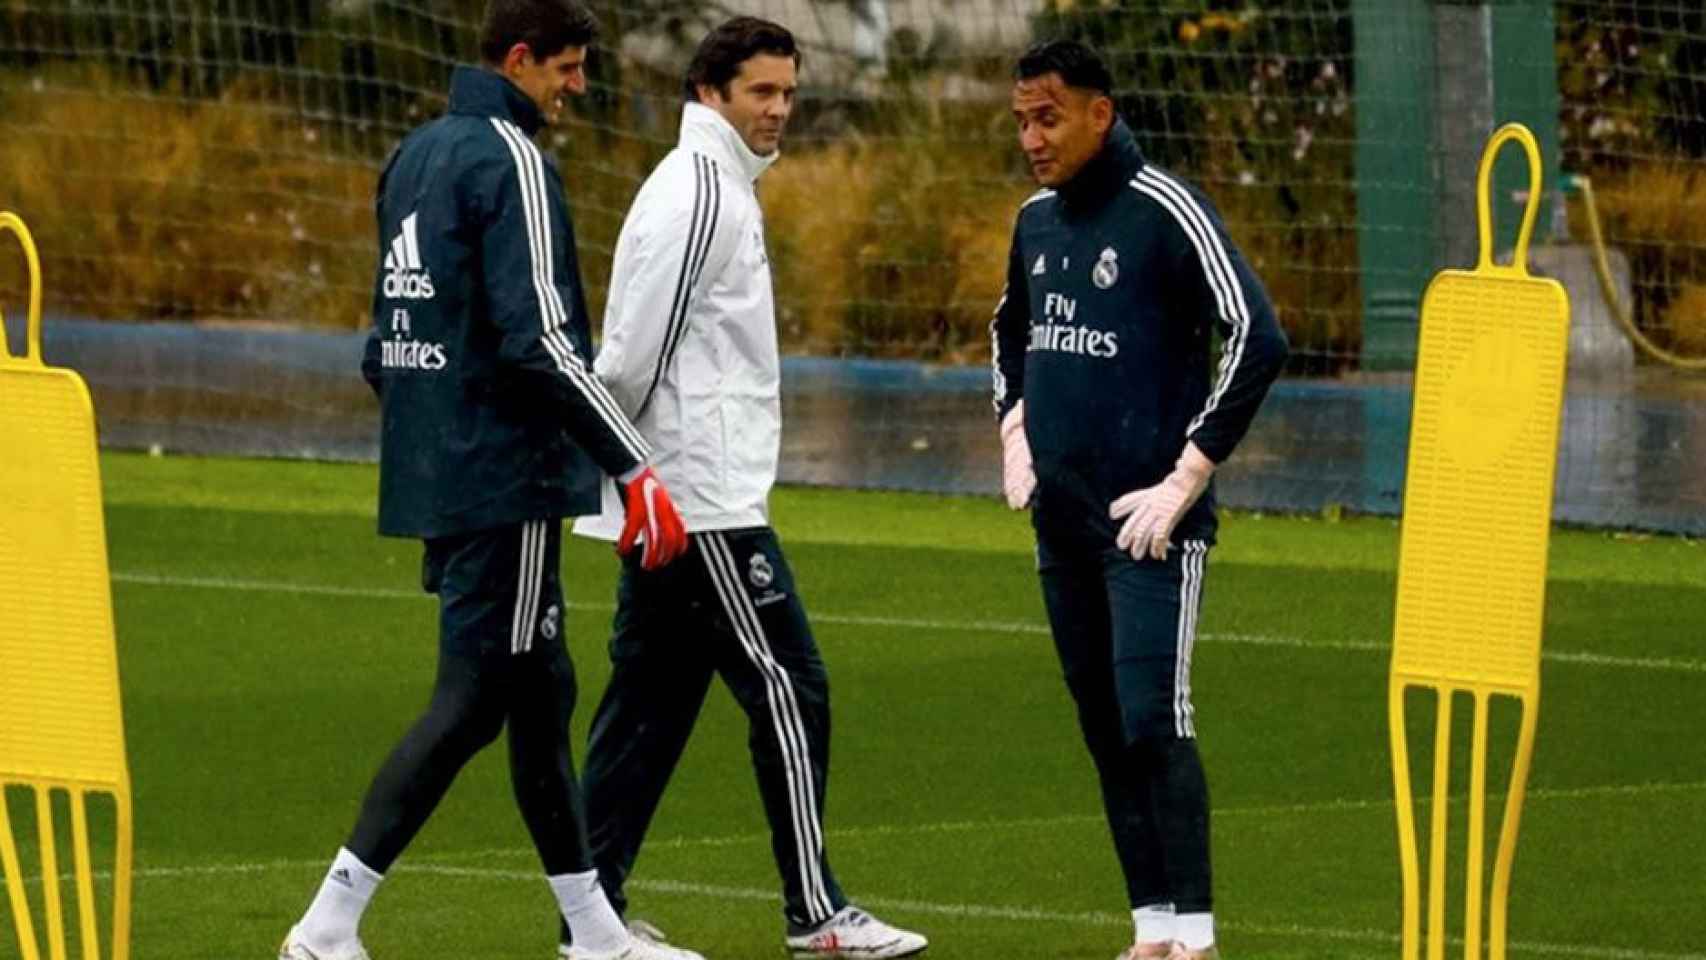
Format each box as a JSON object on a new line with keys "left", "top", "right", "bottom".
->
{"left": 1490, "top": 0, "right": 1561, "bottom": 252}
{"left": 1354, "top": 0, "right": 1435, "bottom": 371}
{"left": 1432, "top": 1, "right": 1496, "bottom": 275}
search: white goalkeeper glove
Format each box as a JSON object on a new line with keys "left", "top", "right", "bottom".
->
{"left": 1000, "top": 401, "right": 1036, "bottom": 510}
{"left": 1110, "top": 442, "right": 1216, "bottom": 561}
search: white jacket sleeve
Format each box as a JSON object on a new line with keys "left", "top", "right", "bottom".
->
{"left": 596, "top": 153, "right": 739, "bottom": 418}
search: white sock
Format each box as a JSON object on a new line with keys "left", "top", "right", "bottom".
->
{"left": 297, "top": 848, "right": 382, "bottom": 951}
{"left": 1134, "top": 903, "right": 1176, "bottom": 944}
{"left": 550, "top": 870, "right": 627, "bottom": 953}
{"left": 1176, "top": 911, "right": 1216, "bottom": 950}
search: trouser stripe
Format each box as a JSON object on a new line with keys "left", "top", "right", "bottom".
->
{"left": 510, "top": 520, "right": 545, "bottom": 655}
{"left": 698, "top": 532, "right": 834, "bottom": 922}
{"left": 1174, "top": 541, "right": 1208, "bottom": 738}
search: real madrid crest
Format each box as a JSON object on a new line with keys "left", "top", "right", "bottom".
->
{"left": 1092, "top": 247, "right": 1119, "bottom": 290}
{"left": 748, "top": 552, "right": 775, "bottom": 589}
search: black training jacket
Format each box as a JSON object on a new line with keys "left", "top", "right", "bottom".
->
{"left": 991, "top": 118, "right": 1289, "bottom": 546}
{"left": 362, "top": 66, "right": 649, "bottom": 539}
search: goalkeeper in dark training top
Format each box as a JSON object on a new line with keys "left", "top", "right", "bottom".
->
{"left": 990, "top": 39, "right": 1288, "bottom": 960}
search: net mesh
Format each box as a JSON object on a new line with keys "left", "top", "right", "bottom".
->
{"left": 1, "top": 2, "right": 1702, "bottom": 362}
{"left": 0, "top": 1, "right": 1702, "bottom": 531}
{"left": 1556, "top": 1, "right": 1706, "bottom": 358}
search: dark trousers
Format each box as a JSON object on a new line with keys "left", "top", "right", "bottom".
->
{"left": 1037, "top": 525, "right": 1215, "bottom": 913}
{"left": 571, "top": 527, "right": 846, "bottom": 935}
{"left": 346, "top": 519, "right": 593, "bottom": 877}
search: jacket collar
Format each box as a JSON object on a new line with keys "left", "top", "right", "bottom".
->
{"left": 1055, "top": 116, "right": 1146, "bottom": 216}
{"left": 679, "top": 101, "right": 777, "bottom": 183}
{"left": 448, "top": 65, "right": 546, "bottom": 136}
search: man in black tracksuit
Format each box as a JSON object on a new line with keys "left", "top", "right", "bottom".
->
{"left": 278, "top": 4, "right": 695, "bottom": 959}
{"left": 993, "top": 41, "right": 1288, "bottom": 960}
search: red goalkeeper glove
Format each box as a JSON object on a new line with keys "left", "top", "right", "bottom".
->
{"left": 617, "top": 466, "right": 687, "bottom": 570}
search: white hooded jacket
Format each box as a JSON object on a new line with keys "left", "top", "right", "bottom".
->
{"left": 574, "top": 102, "right": 781, "bottom": 539}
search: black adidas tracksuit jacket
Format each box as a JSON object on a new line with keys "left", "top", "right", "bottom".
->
{"left": 991, "top": 118, "right": 1289, "bottom": 546}
{"left": 361, "top": 66, "right": 649, "bottom": 539}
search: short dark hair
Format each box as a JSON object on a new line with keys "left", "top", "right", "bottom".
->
{"left": 1014, "top": 39, "right": 1113, "bottom": 96}
{"left": 478, "top": 0, "right": 599, "bottom": 66}
{"left": 683, "top": 16, "right": 800, "bottom": 102}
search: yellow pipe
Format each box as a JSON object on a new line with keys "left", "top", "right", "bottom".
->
{"left": 1465, "top": 692, "right": 1490, "bottom": 960}
{"left": 0, "top": 782, "right": 43, "bottom": 960}
{"left": 1490, "top": 691, "right": 1541, "bottom": 960}
{"left": 112, "top": 785, "right": 131, "bottom": 960}
{"left": 34, "top": 787, "right": 65, "bottom": 960}
{"left": 1426, "top": 691, "right": 1452, "bottom": 960}
{"left": 1571, "top": 176, "right": 1706, "bottom": 370}
{"left": 1390, "top": 679, "right": 1422, "bottom": 960}
{"left": 1476, "top": 125, "right": 1543, "bottom": 276}
{"left": 71, "top": 793, "right": 99, "bottom": 960}
{"left": 0, "top": 211, "right": 44, "bottom": 365}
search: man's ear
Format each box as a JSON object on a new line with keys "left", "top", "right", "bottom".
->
{"left": 695, "top": 82, "right": 723, "bottom": 106}
{"left": 1091, "top": 94, "right": 1114, "bottom": 136}
{"left": 501, "top": 42, "right": 534, "bottom": 77}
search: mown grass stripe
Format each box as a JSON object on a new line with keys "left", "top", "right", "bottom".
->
{"left": 110, "top": 571, "right": 1706, "bottom": 675}
{"left": 9, "top": 858, "right": 1700, "bottom": 960}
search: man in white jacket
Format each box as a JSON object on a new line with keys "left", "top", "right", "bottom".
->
{"left": 566, "top": 16, "right": 929, "bottom": 960}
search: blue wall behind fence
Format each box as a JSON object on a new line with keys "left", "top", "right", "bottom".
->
{"left": 8, "top": 317, "right": 1701, "bottom": 535}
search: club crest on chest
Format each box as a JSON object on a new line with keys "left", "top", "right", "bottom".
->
{"left": 1092, "top": 247, "right": 1119, "bottom": 289}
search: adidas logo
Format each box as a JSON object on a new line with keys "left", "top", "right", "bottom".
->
{"left": 383, "top": 212, "right": 436, "bottom": 300}
{"left": 1032, "top": 253, "right": 1047, "bottom": 276}
{"left": 329, "top": 867, "right": 353, "bottom": 888}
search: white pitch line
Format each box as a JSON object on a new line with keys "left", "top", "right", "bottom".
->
{"left": 423, "top": 778, "right": 1706, "bottom": 857}
{"left": 1540, "top": 648, "right": 1706, "bottom": 674}
{"left": 10, "top": 858, "right": 1701, "bottom": 960}
{"left": 110, "top": 571, "right": 1706, "bottom": 675}
{"left": 113, "top": 571, "right": 423, "bottom": 600}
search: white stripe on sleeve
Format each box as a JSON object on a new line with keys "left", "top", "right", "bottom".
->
{"left": 490, "top": 119, "right": 650, "bottom": 463}
{"left": 1130, "top": 169, "right": 1252, "bottom": 439}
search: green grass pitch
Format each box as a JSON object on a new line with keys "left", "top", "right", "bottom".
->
{"left": 3, "top": 452, "right": 1703, "bottom": 960}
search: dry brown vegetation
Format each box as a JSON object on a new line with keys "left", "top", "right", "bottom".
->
{"left": 0, "top": 67, "right": 376, "bottom": 330}
{"left": 14, "top": 64, "right": 1698, "bottom": 369}
{"left": 1584, "top": 166, "right": 1706, "bottom": 354}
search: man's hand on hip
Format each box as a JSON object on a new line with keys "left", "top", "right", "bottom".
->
{"left": 1110, "top": 442, "right": 1215, "bottom": 561}
{"left": 1000, "top": 400, "right": 1037, "bottom": 510}
{"left": 618, "top": 466, "right": 687, "bottom": 570}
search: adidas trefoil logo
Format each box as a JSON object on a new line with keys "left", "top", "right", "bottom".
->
{"left": 383, "top": 212, "right": 436, "bottom": 300}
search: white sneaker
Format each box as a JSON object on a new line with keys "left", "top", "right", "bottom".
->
{"left": 556, "top": 920, "right": 682, "bottom": 959}
{"left": 626, "top": 919, "right": 670, "bottom": 944}
{"left": 1117, "top": 942, "right": 1176, "bottom": 960}
{"left": 786, "top": 906, "right": 928, "bottom": 958}
{"left": 278, "top": 926, "right": 371, "bottom": 960}
{"left": 558, "top": 932, "right": 705, "bottom": 960}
